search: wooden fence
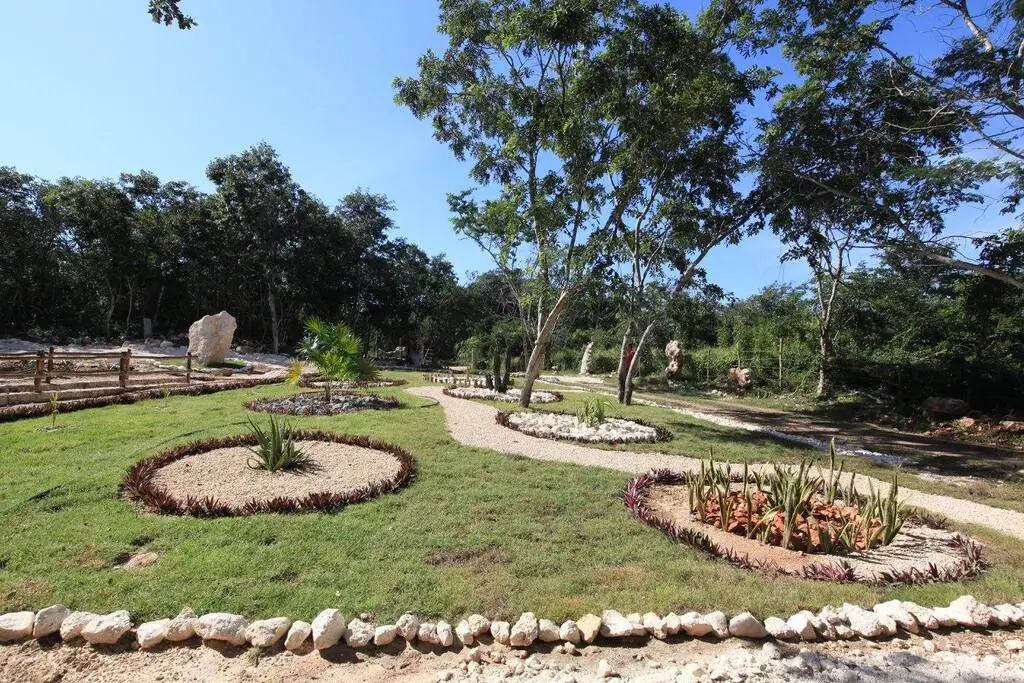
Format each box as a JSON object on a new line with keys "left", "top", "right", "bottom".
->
{"left": 0, "top": 348, "right": 193, "bottom": 393}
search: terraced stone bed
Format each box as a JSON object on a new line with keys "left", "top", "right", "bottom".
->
{"left": 245, "top": 392, "right": 399, "bottom": 416}
{"left": 443, "top": 386, "right": 562, "bottom": 403}
{"left": 496, "top": 411, "right": 669, "bottom": 444}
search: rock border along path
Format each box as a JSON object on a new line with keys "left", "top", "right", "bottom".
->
{"left": 409, "top": 386, "right": 1024, "bottom": 541}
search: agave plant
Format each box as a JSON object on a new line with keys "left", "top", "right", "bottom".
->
{"left": 246, "top": 414, "right": 313, "bottom": 472}
{"left": 575, "top": 397, "right": 608, "bottom": 427}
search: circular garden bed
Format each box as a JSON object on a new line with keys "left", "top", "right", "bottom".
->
{"left": 298, "top": 376, "right": 408, "bottom": 389}
{"left": 624, "top": 468, "right": 985, "bottom": 585}
{"left": 245, "top": 391, "right": 399, "bottom": 416}
{"left": 443, "top": 386, "right": 562, "bottom": 403}
{"left": 496, "top": 411, "right": 670, "bottom": 444}
{"left": 121, "top": 430, "right": 414, "bottom": 517}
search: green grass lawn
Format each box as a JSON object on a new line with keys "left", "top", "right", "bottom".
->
{"left": 1, "top": 370, "right": 1022, "bottom": 624}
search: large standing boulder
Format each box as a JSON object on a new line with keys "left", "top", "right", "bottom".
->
{"left": 665, "top": 341, "right": 683, "bottom": 378}
{"left": 728, "top": 367, "right": 753, "bottom": 390}
{"left": 579, "top": 342, "right": 595, "bottom": 375}
{"left": 188, "top": 311, "right": 237, "bottom": 365}
{"left": 922, "top": 396, "right": 970, "bottom": 418}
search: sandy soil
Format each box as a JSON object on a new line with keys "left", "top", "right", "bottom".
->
{"left": 2, "top": 627, "right": 1022, "bottom": 682}
{"left": 150, "top": 441, "right": 402, "bottom": 507}
{"left": 409, "top": 386, "right": 1024, "bottom": 541}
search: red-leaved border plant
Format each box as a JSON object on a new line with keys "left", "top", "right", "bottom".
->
{"left": 494, "top": 410, "right": 671, "bottom": 445}
{"left": 622, "top": 469, "right": 985, "bottom": 586}
{"left": 121, "top": 429, "right": 415, "bottom": 517}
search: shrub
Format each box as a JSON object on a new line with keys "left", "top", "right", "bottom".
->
{"left": 246, "top": 414, "right": 312, "bottom": 472}
{"left": 295, "top": 318, "right": 375, "bottom": 401}
{"left": 575, "top": 398, "right": 608, "bottom": 427}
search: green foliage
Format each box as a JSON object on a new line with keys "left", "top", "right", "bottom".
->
{"left": 297, "top": 318, "right": 374, "bottom": 401}
{"left": 48, "top": 392, "right": 59, "bottom": 429}
{"left": 575, "top": 398, "right": 608, "bottom": 427}
{"left": 245, "top": 414, "right": 312, "bottom": 473}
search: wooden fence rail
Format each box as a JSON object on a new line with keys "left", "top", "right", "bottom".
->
{"left": 0, "top": 349, "right": 192, "bottom": 392}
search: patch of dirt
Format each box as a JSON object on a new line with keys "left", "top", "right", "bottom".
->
{"left": 150, "top": 441, "right": 403, "bottom": 508}
{"left": 424, "top": 547, "right": 511, "bottom": 568}
{"left": 114, "top": 552, "right": 159, "bottom": 570}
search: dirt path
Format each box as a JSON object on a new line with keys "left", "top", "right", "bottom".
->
{"left": 410, "top": 386, "right": 1024, "bottom": 541}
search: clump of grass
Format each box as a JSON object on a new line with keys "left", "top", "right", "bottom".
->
{"left": 49, "top": 392, "right": 59, "bottom": 429}
{"left": 161, "top": 383, "right": 171, "bottom": 407}
{"left": 246, "top": 414, "right": 312, "bottom": 472}
{"left": 575, "top": 397, "right": 608, "bottom": 427}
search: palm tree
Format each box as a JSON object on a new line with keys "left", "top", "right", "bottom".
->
{"left": 291, "top": 318, "right": 371, "bottom": 401}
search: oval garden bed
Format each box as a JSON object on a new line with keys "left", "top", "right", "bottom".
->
{"left": 121, "top": 430, "right": 414, "bottom": 517}
{"left": 245, "top": 391, "right": 399, "bottom": 416}
{"left": 298, "top": 376, "right": 408, "bottom": 390}
{"left": 624, "top": 465, "right": 985, "bottom": 585}
{"left": 444, "top": 386, "right": 563, "bottom": 403}
{"left": 496, "top": 410, "right": 670, "bottom": 444}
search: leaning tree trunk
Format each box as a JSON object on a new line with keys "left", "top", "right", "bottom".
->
{"left": 267, "top": 282, "right": 281, "bottom": 355}
{"left": 615, "top": 325, "right": 632, "bottom": 404}
{"left": 622, "top": 321, "right": 655, "bottom": 406}
{"left": 518, "top": 290, "right": 572, "bottom": 408}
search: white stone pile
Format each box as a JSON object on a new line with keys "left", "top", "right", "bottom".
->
{"left": 505, "top": 412, "right": 660, "bottom": 443}
{"left": 446, "top": 387, "right": 560, "bottom": 404}
{"left": 1, "top": 596, "right": 1021, "bottom": 652}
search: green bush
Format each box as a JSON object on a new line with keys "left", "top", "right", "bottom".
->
{"left": 575, "top": 398, "right": 608, "bottom": 427}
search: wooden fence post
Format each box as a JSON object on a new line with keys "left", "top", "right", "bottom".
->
{"left": 119, "top": 350, "right": 130, "bottom": 389}
{"left": 46, "top": 346, "right": 54, "bottom": 384}
{"left": 34, "top": 350, "right": 45, "bottom": 392}
{"left": 186, "top": 352, "right": 192, "bottom": 385}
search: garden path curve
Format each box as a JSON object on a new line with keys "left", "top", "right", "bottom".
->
{"left": 409, "top": 386, "right": 1024, "bottom": 541}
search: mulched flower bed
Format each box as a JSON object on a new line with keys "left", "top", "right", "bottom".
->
{"left": 623, "top": 469, "right": 986, "bottom": 585}
{"left": 495, "top": 410, "right": 671, "bottom": 444}
{"left": 245, "top": 392, "right": 399, "bottom": 416}
{"left": 297, "top": 376, "right": 408, "bottom": 389}
{"left": 121, "top": 430, "right": 415, "bottom": 517}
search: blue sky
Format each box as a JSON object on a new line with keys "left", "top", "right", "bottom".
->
{"left": 0, "top": 1, "right": 1006, "bottom": 297}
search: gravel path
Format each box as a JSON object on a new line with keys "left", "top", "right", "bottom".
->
{"left": 410, "top": 386, "right": 1024, "bottom": 541}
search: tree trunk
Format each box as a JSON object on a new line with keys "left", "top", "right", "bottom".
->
{"left": 615, "top": 328, "right": 631, "bottom": 404}
{"left": 518, "top": 289, "right": 572, "bottom": 408}
{"left": 267, "top": 282, "right": 280, "bottom": 354}
{"left": 103, "top": 292, "right": 118, "bottom": 338}
{"left": 501, "top": 347, "right": 513, "bottom": 393}
{"left": 816, "top": 328, "right": 830, "bottom": 398}
{"left": 622, "top": 321, "right": 655, "bottom": 406}
{"left": 152, "top": 284, "right": 165, "bottom": 333}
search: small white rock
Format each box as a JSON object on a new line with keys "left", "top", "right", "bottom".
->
{"left": 490, "top": 620, "right": 511, "bottom": 645}
{"left": 418, "top": 622, "right": 440, "bottom": 645}
{"left": 663, "top": 612, "right": 681, "bottom": 635}
{"left": 285, "top": 621, "right": 312, "bottom": 650}
{"left": 136, "top": 619, "right": 169, "bottom": 649}
{"left": 931, "top": 607, "right": 958, "bottom": 628}
{"left": 456, "top": 619, "right": 474, "bottom": 646}
{"left": 509, "top": 613, "right": 539, "bottom": 647}
{"left": 948, "top": 596, "right": 993, "bottom": 628}
{"left": 559, "top": 619, "right": 581, "bottom": 644}
{"left": 194, "top": 613, "right": 248, "bottom": 646}
{"left": 164, "top": 608, "right": 197, "bottom": 642}
{"left": 600, "top": 610, "right": 635, "bottom": 638}
{"left": 642, "top": 612, "right": 667, "bottom": 639}
{"left": 596, "top": 658, "right": 617, "bottom": 678}
{"left": 874, "top": 600, "right": 918, "bottom": 634}
{"left": 345, "top": 618, "right": 374, "bottom": 648}
{"left": 765, "top": 616, "right": 797, "bottom": 640}
{"left": 467, "top": 614, "right": 490, "bottom": 636}
{"left": 704, "top": 611, "right": 730, "bottom": 638}
{"left": 0, "top": 612, "right": 35, "bottom": 641}
{"left": 396, "top": 613, "right": 420, "bottom": 641}
{"left": 680, "top": 611, "right": 712, "bottom": 637}
{"left": 576, "top": 614, "right": 601, "bottom": 643}
{"left": 538, "top": 618, "right": 560, "bottom": 642}
{"left": 59, "top": 611, "right": 96, "bottom": 641}
{"left": 311, "top": 609, "right": 346, "bottom": 649}
{"left": 374, "top": 624, "right": 397, "bottom": 646}
{"left": 247, "top": 617, "right": 291, "bottom": 648}
{"left": 901, "top": 602, "right": 940, "bottom": 631}
{"left": 1004, "top": 639, "right": 1023, "bottom": 652}
{"left": 32, "top": 605, "right": 70, "bottom": 638}
{"left": 729, "top": 612, "right": 768, "bottom": 639}
{"left": 437, "top": 620, "right": 454, "bottom": 647}
{"left": 82, "top": 610, "right": 132, "bottom": 645}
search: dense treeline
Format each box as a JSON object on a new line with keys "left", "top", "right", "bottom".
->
{"left": 0, "top": 144, "right": 472, "bottom": 357}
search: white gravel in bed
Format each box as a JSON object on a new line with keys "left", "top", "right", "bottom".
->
{"left": 505, "top": 411, "right": 659, "bottom": 443}
{"left": 446, "top": 386, "right": 560, "bottom": 403}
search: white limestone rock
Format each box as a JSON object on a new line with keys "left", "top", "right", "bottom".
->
{"left": 874, "top": 601, "right": 918, "bottom": 634}
{"left": 188, "top": 311, "right": 237, "bottom": 365}
{"left": 663, "top": 612, "right": 681, "bottom": 636}
{"left": 417, "top": 622, "right": 440, "bottom": 645}
{"left": 490, "top": 620, "right": 511, "bottom": 645}
{"left": 195, "top": 613, "right": 248, "bottom": 646}
{"left": 704, "top": 611, "right": 730, "bottom": 638}
{"left": 992, "top": 604, "right": 1024, "bottom": 627}
{"left": 948, "top": 596, "right": 993, "bottom": 628}
{"left": 0, "top": 612, "right": 35, "bottom": 642}
{"left": 538, "top": 618, "right": 560, "bottom": 642}
{"left": 729, "top": 612, "right": 768, "bottom": 639}
{"left": 59, "top": 611, "right": 96, "bottom": 641}
{"left": 311, "top": 609, "right": 346, "bottom": 650}
{"left": 680, "top": 611, "right": 713, "bottom": 637}
{"left": 931, "top": 607, "right": 958, "bottom": 628}
{"left": 509, "top": 612, "right": 539, "bottom": 647}
{"left": 136, "top": 619, "right": 170, "bottom": 649}
{"left": 844, "top": 604, "right": 895, "bottom": 638}
{"left": 643, "top": 612, "right": 667, "bottom": 639}
{"left": 247, "top": 617, "right": 291, "bottom": 648}
{"left": 597, "top": 659, "right": 617, "bottom": 678}
{"left": 625, "top": 612, "right": 647, "bottom": 636}
{"left": 374, "top": 624, "right": 397, "bottom": 646}
{"left": 559, "top": 620, "right": 581, "bottom": 644}
{"left": 285, "top": 620, "right": 312, "bottom": 650}
{"left": 456, "top": 620, "right": 474, "bottom": 646}
{"left": 764, "top": 616, "right": 797, "bottom": 640}
{"left": 164, "top": 608, "right": 198, "bottom": 642}
{"left": 436, "top": 620, "right": 454, "bottom": 647}
{"left": 344, "top": 618, "right": 374, "bottom": 648}
{"left": 396, "top": 613, "right": 420, "bottom": 642}
{"left": 786, "top": 613, "right": 817, "bottom": 641}
{"left": 600, "top": 610, "right": 635, "bottom": 638}
{"left": 32, "top": 605, "right": 70, "bottom": 638}
{"left": 82, "top": 610, "right": 132, "bottom": 645}
{"left": 577, "top": 614, "right": 601, "bottom": 643}
{"left": 467, "top": 614, "right": 490, "bottom": 637}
